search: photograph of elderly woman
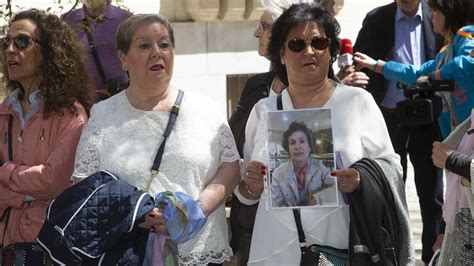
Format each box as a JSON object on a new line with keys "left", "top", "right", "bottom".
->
{"left": 266, "top": 109, "right": 337, "bottom": 209}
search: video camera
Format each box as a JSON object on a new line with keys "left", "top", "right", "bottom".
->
{"left": 396, "top": 79, "right": 454, "bottom": 126}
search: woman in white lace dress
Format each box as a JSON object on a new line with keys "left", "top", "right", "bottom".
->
{"left": 72, "top": 14, "right": 240, "bottom": 265}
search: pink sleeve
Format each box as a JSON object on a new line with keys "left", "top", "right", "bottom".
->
{"left": 0, "top": 111, "right": 87, "bottom": 200}
{"left": 0, "top": 184, "right": 24, "bottom": 209}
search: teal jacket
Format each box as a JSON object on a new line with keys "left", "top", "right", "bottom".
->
{"left": 378, "top": 25, "right": 474, "bottom": 137}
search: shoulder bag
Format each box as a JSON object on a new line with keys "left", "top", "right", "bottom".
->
{"left": 293, "top": 209, "right": 349, "bottom": 266}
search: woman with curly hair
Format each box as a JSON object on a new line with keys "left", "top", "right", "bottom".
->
{"left": 0, "top": 9, "right": 90, "bottom": 264}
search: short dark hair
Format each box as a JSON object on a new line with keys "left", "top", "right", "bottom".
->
{"left": 116, "top": 14, "right": 175, "bottom": 54}
{"left": 282, "top": 121, "right": 314, "bottom": 154}
{"left": 428, "top": 0, "right": 474, "bottom": 37}
{"left": 267, "top": 2, "right": 341, "bottom": 85}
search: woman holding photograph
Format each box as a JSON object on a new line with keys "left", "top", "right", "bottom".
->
{"left": 233, "top": 3, "right": 413, "bottom": 265}
{"left": 271, "top": 121, "right": 335, "bottom": 207}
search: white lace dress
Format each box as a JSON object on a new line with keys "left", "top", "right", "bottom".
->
{"left": 73, "top": 90, "right": 240, "bottom": 265}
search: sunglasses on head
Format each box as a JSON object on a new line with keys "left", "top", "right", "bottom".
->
{"left": 1, "top": 34, "right": 41, "bottom": 51}
{"left": 285, "top": 37, "right": 331, "bottom": 53}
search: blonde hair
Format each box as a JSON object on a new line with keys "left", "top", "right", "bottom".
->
{"left": 261, "top": 0, "right": 315, "bottom": 20}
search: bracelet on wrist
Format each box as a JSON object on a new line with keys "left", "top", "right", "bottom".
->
{"left": 373, "top": 60, "right": 379, "bottom": 72}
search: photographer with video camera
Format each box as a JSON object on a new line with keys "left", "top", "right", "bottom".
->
{"left": 354, "top": 0, "right": 474, "bottom": 262}
{"left": 354, "top": 0, "right": 474, "bottom": 138}
{"left": 352, "top": 0, "right": 445, "bottom": 263}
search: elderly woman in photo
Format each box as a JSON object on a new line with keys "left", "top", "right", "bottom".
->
{"left": 233, "top": 3, "right": 413, "bottom": 265}
{"left": 271, "top": 121, "right": 335, "bottom": 207}
{"left": 0, "top": 9, "right": 90, "bottom": 264}
{"left": 72, "top": 14, "right": 240, "bottom": 265}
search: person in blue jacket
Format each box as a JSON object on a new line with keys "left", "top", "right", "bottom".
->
{"left": 354, "top": 0, "right": 474, "bottom": 138}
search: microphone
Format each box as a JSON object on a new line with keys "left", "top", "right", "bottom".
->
{"left": 338, "top": 38, "right": 353, "bottom": 68}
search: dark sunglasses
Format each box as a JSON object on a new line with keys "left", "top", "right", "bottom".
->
{"left": 285, "top": 37, "right": 331, "bottom": 53}
{"left": 1, "top": 34, "right": 41, "bottom": 51}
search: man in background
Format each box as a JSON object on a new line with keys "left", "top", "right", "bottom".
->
{"left": 62, "top": 0, "right": 131, "bottom": 102}
{"left": 352, "top": 0, "right": 443, "bottom": 264}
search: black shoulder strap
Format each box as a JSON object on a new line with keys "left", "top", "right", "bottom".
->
{"left": 293, "top": 209, "right": 307, "bottom": 248}
{"left": 1, "top": 116, "right": 12, "bottom": 243}
{"left": 8, "top": 116, "right": 13, "bottom": 161}
{"left": 82, "top": 19, "right": 108, "bottom": 84}
{"left": 151, "top": 90, "right": 184, "bottom": 172}
{"left": 277, "top": 94, "right": 283, "bottom": 110}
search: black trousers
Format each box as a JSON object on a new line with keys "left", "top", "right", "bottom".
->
{"left": 382, "top": 108, "right": 444, "bottom": 263}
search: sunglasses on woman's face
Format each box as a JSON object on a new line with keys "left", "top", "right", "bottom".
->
{"left": 285, "top": 37, "right": 331, "bottom": 53}
{"left": 1, "top": 34, "right": 41, "bottom": 51}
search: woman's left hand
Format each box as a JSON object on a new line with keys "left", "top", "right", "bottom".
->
{"left": 332, "top": 169, "right": 360, "bottom": 193}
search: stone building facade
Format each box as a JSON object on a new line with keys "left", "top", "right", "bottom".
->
{"left": 1, "top": 0, "right": 391, "bottom": 114}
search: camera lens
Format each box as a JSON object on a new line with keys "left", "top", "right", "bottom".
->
{"left": 412, "top": 105, "right": 426, "bottom": 116}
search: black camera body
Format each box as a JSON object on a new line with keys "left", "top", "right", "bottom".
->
{"left": 396, "top": 79, "right": 454, "bottom": 126}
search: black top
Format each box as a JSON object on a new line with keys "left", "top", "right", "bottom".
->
{"left": 228, "top": 71, "right": 275, "bottom": 158}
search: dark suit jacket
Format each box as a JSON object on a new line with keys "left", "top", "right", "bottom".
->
{"left": 353, "top": 0, "right": 442, "bottom": 105}
{"left": 228, "top": 71, "right": 274, "bottom": 158}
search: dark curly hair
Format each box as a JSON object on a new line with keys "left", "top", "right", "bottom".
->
{"left": 281, "top": 121, "right": 314, "bottom": 155}
{"left": 428, "top": 0, "right": 474, "bottom": 39}
{"left": 268, "top": 2, "right": 341, "bottom": 85}
{"left": 2, "top": 9, "right": 91, "bottom": 117}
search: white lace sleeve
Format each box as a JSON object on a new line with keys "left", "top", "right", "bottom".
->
{"left": 73, "top": 106, "right": 102, "bottom": 179}
{"left": 218, "top": 123, "right": 240, "bottom": 164}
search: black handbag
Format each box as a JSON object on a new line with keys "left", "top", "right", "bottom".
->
{"left": 2, "top": 242, "right": 54, "bottom": 266}
{"left": 293, "top": 209, "right": 349, "bottom": 266}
